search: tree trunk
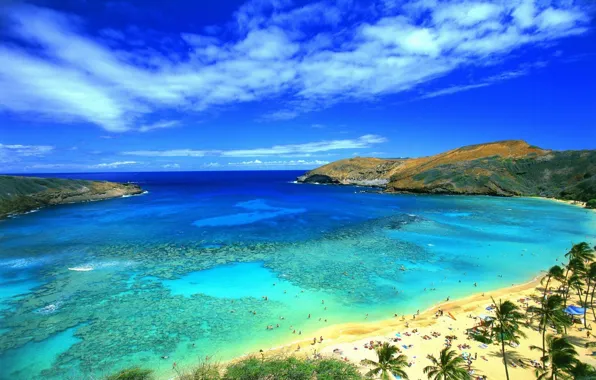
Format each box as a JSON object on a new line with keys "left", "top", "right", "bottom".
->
{"left": 584, "top": 278, "right": 592, "bottom": 328}
{"left": 542, "top": 276, "right": 551, "bottom": 306}
{"left": 563, "top": 266, "right": 571, "bottom": 334}
{"left": 542, "top": 319, "right": 547, "bottom": 362}
{"left": 563, "top": 266, "right": 571, "bottom": 308}
{"left": 591, "top": 284, "right": 596, "bottom": 322}
{"left": 501, "top": 335, "right": 510, "bottom": 380}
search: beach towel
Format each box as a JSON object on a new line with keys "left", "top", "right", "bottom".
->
{"left": 479, "top": 344, "right": 488, "bottom": 349}
{"left": 564, "top": 305, "right": 585, "bottom": 315}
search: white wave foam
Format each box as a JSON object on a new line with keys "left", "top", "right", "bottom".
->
{"left": 36, "top": 301, "right": 63, "bottom": 315}
{"left": 68, "top": 260, "right": 134, "bottom": 272}
{"left": 68, "top": 265, "right": 94, "bottom": 272}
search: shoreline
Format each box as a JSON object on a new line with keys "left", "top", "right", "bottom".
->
{"left": 236, "top": 274, "right": 544, "bottom": 362}
{"left": 531, "top": 196, "right": 594, "bottom": 211}
{"left": 213, "top": 271, "right": 596, "bottom": 380}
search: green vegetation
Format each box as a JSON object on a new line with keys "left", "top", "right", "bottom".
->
{"left": 106, "top": 243, "right": 596, "bottom": 380}
{"left": 409, "top": 150, "right": 596, "bottom": 199}
{"left": 119, "top": 357, "right": 365, "bottom": 380}
{"left": 106, "top": 367, "right": 153, "bottom": 380}
{"left": 492, "top": 298, "right": 526, "bottom": 380}
{"left": 587, "top": 199, "right": 596, "bottom": 209}
{"left": 531, "top": 335, "right": 579, "bottom": 380}
{"left": 225, "top": 356, "right": 363, "bottom": 379}
{"left": 528, "top": 295, "right": 571, "bottom": 362}
{"left": 300, "top": 140, "right": 596, "bottom": 201}
{"left": 0, "top": 175, "right": 142, "bottom": 218}
{"left": 423, "top": 347, "right": 471, "bottom": 380}
{"left": 360, "top": 341, "right": 410, "bottom": 379}
{"left": 176, "top": 360, "right": 222, "bottom": 380}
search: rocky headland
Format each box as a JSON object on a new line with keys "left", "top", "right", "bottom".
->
{"left": 0, "top": 175, "right": 144, "bottom": 219}
{"left": 298, "top": 140, "right": 596, "bottom": 202}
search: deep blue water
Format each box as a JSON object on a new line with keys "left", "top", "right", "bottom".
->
{"left": 0, "top": 171, "right": 595, "bottom": 379}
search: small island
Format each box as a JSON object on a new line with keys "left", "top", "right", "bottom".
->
{"left": 0, "top": 175, "right": 144, "bottom": 219}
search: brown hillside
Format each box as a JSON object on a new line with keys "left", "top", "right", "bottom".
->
{"left": 386, "top": 140, "right": 548, "bottom": 188}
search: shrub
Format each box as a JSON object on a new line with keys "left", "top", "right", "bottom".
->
{"left": 470, "top": 332, "right": 492, "bottom": 344}
{"left": 223, "top": 356, "right": 364, "bottom": 380}
{"left": 586, "top": 199, "right": 596, "bottom": 209}
{"left": 178, "top": 360, "right": 222, "bottom": 380}
{"left": 105, "top": 367, "right": 153, "bottom": 380}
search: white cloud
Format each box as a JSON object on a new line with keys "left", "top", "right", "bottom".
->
{"left": 433, "top": 2, "right": 503, "bottom": 26}
{"left": 417, "top": 65, "right": 539, "bottom": 99}
{"left": 512, "top": 0, "right": 536, "bottom": 29}
{"left": 124, "top": 149, "right": 208, "bottom": 157}
{"left": 20, "top": 161, "right": 139, "bottom": 171}
{"left": 138, "top": 120, "right": 180, "bottom": 132}
{"left": 0, "top": 143, "right": 54, "bottom": 162}
{"left": 228, "top": 159, "right": 329, "bottom": 166}
{"left": 123, "top": 134, "right": 387, "bottom": 157}
{"left": 92, "top": 161, "right": 139, "bottom": 168}
{"left": 0, "top": 1, "right": 591, "bottom": 130}
{"left": 201, "top": 162, "right": 221, "bottom": 168}
{"left": 162, "top": 163, "right": 181, "bottom": 169}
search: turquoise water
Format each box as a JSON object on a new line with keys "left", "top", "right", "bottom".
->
{"left": 0, "top": 171, "right": 595, "bottom": 379}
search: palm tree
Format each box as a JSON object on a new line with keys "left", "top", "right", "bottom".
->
{"left": 570, "top": 361, "right": 596, "bottom": 380}
{"left": 541, "top": 265, "right": 564, "bottom": 303}
{"left": 561, "top": 260, "right": 586, "bottom": 335}
{"left": 562, "top": 243, "right": 594, "bottom": 309}
{"left": 527, "top": 295, "right": 571, "bottom": 361}
{"left": 586, "top": 262, "right": 596, "bottom": 323}
{"left": 361, "top": 342, "right": 410, "bottom": 380}
{"left": 423, "top": 347, "right": 470, "bottom": 380}
{"left": 531, "top": 335, "right": 578, "bottom": 380}
{"left": 492, "top": 298, "right": 526, "bottom": 380}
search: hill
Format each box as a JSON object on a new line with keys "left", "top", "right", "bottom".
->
{"left": 297, "top": 140, "right": 596, "bottom": 201}
{"left": 0, "top": 176, "right": 144, "bottom": 219}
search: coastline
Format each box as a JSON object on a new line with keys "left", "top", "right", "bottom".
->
{"left": 239, "top": 274, "right": 544, "bottom": 361}
{"left": 217, "top": 272, "right": 596, "bottom": 380}
{"left": 531, "top": 196, "right": 594, "bottom": 211}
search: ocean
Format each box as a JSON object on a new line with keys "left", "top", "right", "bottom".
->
{"left": 0, "top": 171, "right": 594, "bottom": 379}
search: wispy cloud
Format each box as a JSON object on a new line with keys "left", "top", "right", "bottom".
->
{"left": 123, "top": 134, "right": 386, "bottom": 157}
{"left": 417, "top": 65, "right": 541, "bottom": 100}
{"left": 92, "top": 161, "right": 138, "bottom": 168}
{"left": 124, "top": 149, "right": 208, "bottom": 157}
{"left": 0, "top": 143, "right": 54, "bottom": 162}
{"left": 22, "top": 161, "right": 140, "bottom": 170}
{"left": 228, "top": 159, "right": 329, "bottom": 166}
{"left": 0, "top": 0, "right": 591, "bottom": 131}
{"left": 138, "top": 120, "right": 180, "bottom": 132}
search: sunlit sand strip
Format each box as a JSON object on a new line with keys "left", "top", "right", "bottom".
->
{"left": 228, "top": 275, "right": 596, "bottom": 380}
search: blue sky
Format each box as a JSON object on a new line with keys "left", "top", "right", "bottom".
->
{"left": 0, "top": 0, "right": 594, "bottom": 173}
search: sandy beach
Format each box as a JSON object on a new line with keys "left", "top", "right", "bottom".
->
{"left": 247, "top": 275, "right": 596, "bottom": 379}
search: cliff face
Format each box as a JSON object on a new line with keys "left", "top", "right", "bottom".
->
{"left": 298, "top": 140, "right": 596, "bottom": 201}
{"left": 0, "top": 176, "right": 144, "bottom": 219}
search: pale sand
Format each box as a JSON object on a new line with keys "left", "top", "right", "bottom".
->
{"left": 248, "top": 277, "right": 596, "bottom": 379}
{"left": 533, "top": 196, "right": 593, "bottom": 212}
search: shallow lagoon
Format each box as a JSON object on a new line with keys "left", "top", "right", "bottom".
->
{"left": 0, "top": 171, "right": 595, "bottom": 379}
